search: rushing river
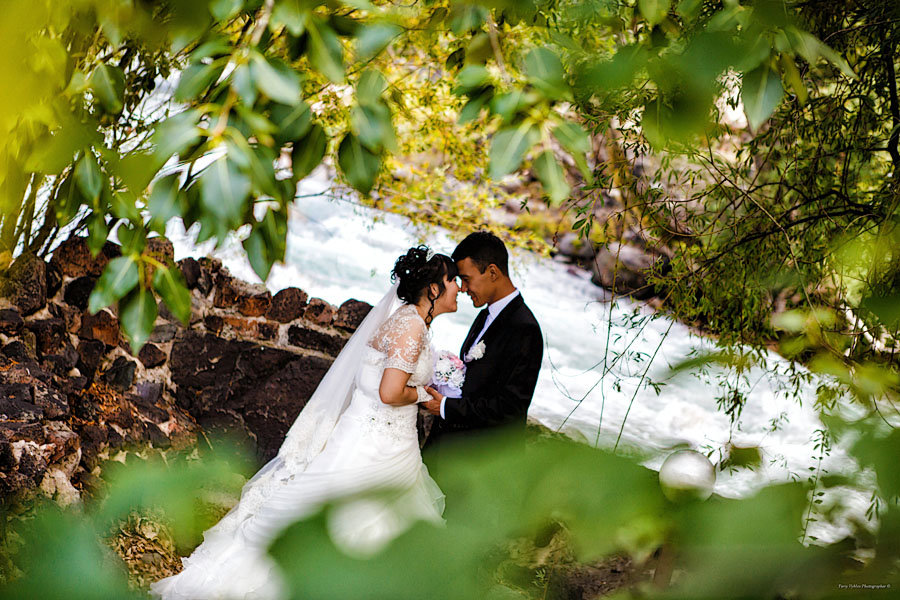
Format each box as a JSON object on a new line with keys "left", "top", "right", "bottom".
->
{"left": 166, "top": 170, "right": 868, "bottom": 543}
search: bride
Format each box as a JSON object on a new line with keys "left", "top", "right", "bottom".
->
{"left": 151, "top": 246, "right": 459, "bottom": 600}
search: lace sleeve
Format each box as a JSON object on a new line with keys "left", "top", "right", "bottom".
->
{"left": 369, "top": 306, "right": 427, "bottom": 373}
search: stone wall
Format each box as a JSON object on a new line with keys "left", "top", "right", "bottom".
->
{"left": 0, "top": 237, "right": 372, "bottom": 505}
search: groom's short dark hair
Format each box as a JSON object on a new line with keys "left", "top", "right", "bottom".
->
{"left": 452, "top": 231, "right": 509, "bottom": 276}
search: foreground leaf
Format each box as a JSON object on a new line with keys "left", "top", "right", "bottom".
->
{"left": 488, "top": 123, "right": 538, "bottom": 180}
{"left": 291, "top": 123, "right": 327, "bottom": 181}
{"left": 337, "top": 134, "right": 381, "bottom": 194}
{"left": 742, "top": 64, "right": 784, "bottom": 130}
{"left": 90, "top": 64, "right": 126, "bottom": 115}
{"left": 119, "top": 286, "right": 158, "bottom": 353}
{"left": 153, "top": 265, "right": 192, "bottom": 324}
{"left": 88, "top": 256, "right": 139, "bottom": 314}
{"left": 533, "top": 151, "right": 570, "bottom": 205}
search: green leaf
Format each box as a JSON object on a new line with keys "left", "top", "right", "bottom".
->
{"left": 147, "top": 174, "right": 183, "bottom": 226}
{"left": 454, "top": 65, "right": 490, "bottom": 94}
{"left": 86, "top": 214, "right": 109, "bottom": 256}
{"left": 533, "top": 151, "right": 570, "bottom": 205}
{"left": 250, "top": 54, "right": 302, "bottom": 104}
{"left": 174, "top": 61, "right": 225, "bottom": 103}
{"left": 490, "top": 90, "right": 525, "bottom": 123}
{"left": 356, "top": 23, "right": 402, "bottom": 60}
{"left": 337, "top": 134, "right": 381, "bottom": 194}
{"left": 357, "top": 69, "right": 388, "bottom": 106}
{"left": 209, "top": 0, "right": 244, "bottom": 20}
{"left": 75, "top": 152, "right": 103, "bottom": 202}
{"left": 458, "top": 92, "right": 490, "bottom": 123}
{"left": 464, "top": 32, "right": 492, "bottom": 65}
{"left": 291, "top": 123, "right": 327, "bottom": 181}
{"left": 228, "top": 137, "right": 278, "bottom": 196}
{"left": 271, "top": 101, "right": 312, "bottom": 145}
{"left": 271, "top": 0, "right": 307, "bottom": 36}
{"left": 243, "top": 227, "right": 271, "bottom": 281}
{"left": 120, "top": 287, "right": 158, "bottom": 354}
{"left": 524, "top": 48, "right": 569, "bottom": 100}
{"left": 190, "top": 37, "right": 233, "bottom": 62}
{"left": 488, "top": 123, "right": 538, "bottom": 180}
{"left": 639, "top": 0, "right": 671, "bottom": 26}
{"left": 199, "top": 157, "right": 251, "bottom": 226}
{"left": 308, "top": 19, "right": 345, "bottom": 83}
{"left": 119, "top": 151, "right": 163, "bottom": 196}
{"left": 88, "top": 256, "right": 139, "bottom": 314}
{"left": 742, "top": 64, "right": 784, "bottom": 130}
{"left": 90, "top": 64, "right": 126, "bottom": 115}
{"left": 54, "top": 175, "right": 85, "bottom": 227}
{"left": 153, "top": 110, "right": 202, "bottom": 160}
{"left": 552, "top": 120, "right": 593, "bottom": 181}
{"left": 153, "top": 265, "right": 192, "bottom": 324}
{"left": 351, "top": 102, "right": 396, "bottom": 152}
{"left": 116, "top": 222, "right": 146, "bottom": 255}
{"left": 231, "top": 64, "right": 258, "bottom": 106}
{"left": 109, "top": 191, "right": 141, "bottom": 222}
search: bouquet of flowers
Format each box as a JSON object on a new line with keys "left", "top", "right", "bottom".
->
{"left": 429, "top": 350, "right": 466, "bottom": 399}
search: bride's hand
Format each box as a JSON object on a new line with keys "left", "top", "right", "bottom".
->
{"left": 422, "top": 387, "right": 443, "bottom": 416}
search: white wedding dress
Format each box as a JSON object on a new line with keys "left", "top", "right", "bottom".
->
{"left": 151, "top": 301, "right": 445, "bottom": 600}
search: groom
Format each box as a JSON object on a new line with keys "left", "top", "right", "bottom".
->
{"left": 423, "top": 231, "right": 543, "bottom": 444}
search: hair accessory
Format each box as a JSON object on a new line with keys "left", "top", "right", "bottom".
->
{"left": 425, "top": 248, "right": 435, "bottom": 261}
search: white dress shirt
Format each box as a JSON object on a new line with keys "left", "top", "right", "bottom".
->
{"left": 440, "top": 289, "right": 520, "bottom": 418}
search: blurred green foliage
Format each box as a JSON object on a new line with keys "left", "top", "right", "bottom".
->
{"left": 4, "top": 431, "right": 892, "bottom": 599}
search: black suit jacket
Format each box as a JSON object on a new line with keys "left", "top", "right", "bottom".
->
{"left": 428, "top": 294, "right": 543, "bottom": 443}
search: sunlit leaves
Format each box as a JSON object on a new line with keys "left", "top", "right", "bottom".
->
{"left": 250, "top": 53, "right": 303, "bottom": 104}
{"left": 524, "top": 47, "right": 569, "bottom": 100}
{"left": 87, "top": 256, "right": 139, "bottom": 314}
{"left": 174, "top": 61, "right": 225, "bottom": 102}
{"left": 357, "top": 69, "right": 388, "bottom": 106}
{"left": 488, "top": 124, "right": 538, "bottom": 180}
{"left": 742, "top": 64, "right": 784, "bottom": 130}
{"left": 338, "top": 133, "right": 381, "bottom": 194}
{"left": 210, "top": 0, "right": 244, "bottom": 20}
{"left": 120, "top": 286, "right": 158, "bottom": 352}
{"left": 639, "top": 0, "right": 671, "bottom": 26}
{"left": 153, "top": 265, "right": 192, "bottom": 324}
{"left": 308, "top": 18, "right": 345, "bottom": 83}
{"left": 356, "top": 23, "right": 402, "bottom": 60}
{"left": 271, "top": 0, "right": 307, "bottom": 36}
{"left": 90, "top": 64, "right": 126, "bottom": 115}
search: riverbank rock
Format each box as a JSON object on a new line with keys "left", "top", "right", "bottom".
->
{"left": 1, "top": 253, "right": 47, "bottom": 316}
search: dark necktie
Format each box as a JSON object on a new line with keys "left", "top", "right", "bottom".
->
{"left": 464, "top": 308, "right": 490, "bottom": 356}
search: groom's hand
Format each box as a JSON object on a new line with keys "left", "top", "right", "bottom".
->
{"left": 423, "top": 387, "right": 443, "bottom": 416}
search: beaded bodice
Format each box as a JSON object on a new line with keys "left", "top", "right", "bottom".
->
{"left": 342, "top": 304, "right": 433, "bottom": 442}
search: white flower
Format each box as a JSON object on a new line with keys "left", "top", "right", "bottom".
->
{"left": 465, "top": 340, "right": 486, "bottom": 362}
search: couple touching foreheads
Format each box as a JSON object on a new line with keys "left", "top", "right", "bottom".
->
{"left": 152, "top": 232, "right": 544, "bottom": 600}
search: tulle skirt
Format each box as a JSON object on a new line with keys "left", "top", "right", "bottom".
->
{"left": 150, "top": 409, "right": 445, "bottom": 600}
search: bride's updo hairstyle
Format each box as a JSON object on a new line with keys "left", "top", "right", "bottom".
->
{"left": 391, "top": 245, "right": 458, "bottom": 324}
